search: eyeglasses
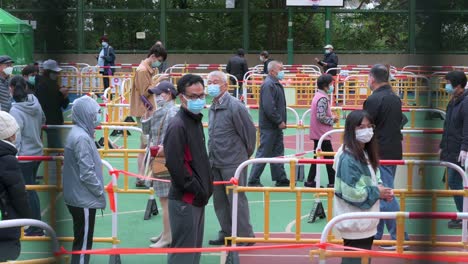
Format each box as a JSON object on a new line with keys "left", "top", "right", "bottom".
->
{"left": 357, "top": 124, "right": 375, "bottom": 130}
{"left": 183, "top": 93, "right": 206, "bottom": 100}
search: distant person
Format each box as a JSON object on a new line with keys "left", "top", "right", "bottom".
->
{"left": 142, "top": 81, "right": 179, "bottom": 248}
{"left": 96, "top": 35, "right": 116, "bottom": 89}
{"left": 164, "top": 74, "right": 213, "bottom": 264}
{"left": 63, "top": 96, "right": 105, "bottom": 264}
{"left": 333, "top": 110, "right": 393, "bottom": 264}
{"left": 0, "top": 111, "right": 32, "bottom": 261}
{"left": 206, "top": 71, "right": 256, "bottom": 246}
{"left": 9, "top": 76, "right": 46, "bottom": 236}
{"left": 363, "top": 64, "right": 409, "bottom": 249}
{"left": 259, "top": 50, "right": 273, "bottom": 74}
{"left": 226, "top": 48, "right": 248, "bottom": 89}
{"left": 314, "top": 44, "right": 338, "bottom": 76}
{"left": 305, "top": 74, "right": 339, "bottom": 188}
{"left": 247, "top": 61, "right": 290, "bottom": 187}
{"left": 155, "top": 40, "right": 169, "bottom": 73}
{"left": 21, "top": 65, "right": 39, "bottom": 94}
{"left": 130, "top": 44, "right": 167, "bottom": 187}
{"left": 0, "top": 55, "right": 14, "bottom": 112}
{"left": 35, "top": 59, "right": 70, "bottom": 148}
{"left": 440, "top": 71, "right": 468, "bottom": 229}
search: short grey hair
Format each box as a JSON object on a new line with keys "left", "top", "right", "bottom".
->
{"left": 267, "top": 60, "right": 282, "bottom": 74}
{"left": 208, "top": 71, "right": 227, "bottom": 83}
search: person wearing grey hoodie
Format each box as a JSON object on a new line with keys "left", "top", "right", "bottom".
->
{"left": 62, "top": 96, "right": 105, "bottom": 264}
{"left": 8, "top": 76, "right": 46, "bottom": 236}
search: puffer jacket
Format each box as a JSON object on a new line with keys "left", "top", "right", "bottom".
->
{"left": 62, "top": 96, "right": 106, "bottom": 209}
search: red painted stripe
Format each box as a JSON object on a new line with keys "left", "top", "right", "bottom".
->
{"left": 409, "top": 212, "right": 458, "bottom": 219}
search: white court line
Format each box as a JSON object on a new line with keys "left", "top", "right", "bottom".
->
{"left": 41, "top": 193, "right": 63, "bottom": 217}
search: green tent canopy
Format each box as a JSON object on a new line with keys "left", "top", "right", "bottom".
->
{"left": 0, "top": 8, "right": 33, "bottom": 65}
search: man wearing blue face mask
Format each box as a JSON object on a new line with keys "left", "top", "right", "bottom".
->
{"left": 440, "top": 71, "right": 468, "bottom": 229}
{"left": 248, "top": 61, "right": 290, "bottom": 187}
{"left": 163, "top": 74, "right": 213, "bottom": 264}
{"left": 314, "top": 44, "right": 338, "bottom": 76}
{"left": 96, "top": 35, "right": 116, "bottom": 89}
{"left": 206, "top": 71, "right": 256, "bottom": 246}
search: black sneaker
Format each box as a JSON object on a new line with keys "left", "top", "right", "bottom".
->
{"left": 275, "top": 179, "right": 290, "bottom": 187}
{"left": 248, "top": 181, "right": 263, "bottom": 187}
{"left": 304, "top": 181, "right": 324, "bottom": 188}
{"left": 448, "top": 219, "right": 462, "bottom": 229}
{"left": 208, "top": 238, "right": 229, "bottom": 246}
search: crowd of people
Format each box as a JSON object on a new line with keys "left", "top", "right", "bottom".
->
{"left": 0, "top": 40, "right": 466, "bottom": 264}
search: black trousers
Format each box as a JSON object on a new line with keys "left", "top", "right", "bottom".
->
{"left": 307, "top": 139, "right": 335, "bottom": 185}
{"left": 342, "top": 236, "right": 374, "bottom": 264}
{"left": 67, "top": 205, "right": 97, "bottom": 264}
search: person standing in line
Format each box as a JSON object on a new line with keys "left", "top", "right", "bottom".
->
{"left": 304, "top": 74, "right": 339, "bottom": 188}
{"left": 96, "top": 35, "right": 116, "bottom": 89}
{"left": 0, "top": 111, "right": 32, "bottom": 261}
{"left": 21, "top": 65, "right": 39, "bottom": 94}
{"left": 9, "top": 76, "right": 46, "bottom": 236}
{"left": 141, "top": 81, "right": 179, "bottom": 248}
{"left": 314, "top": 44, "right": 338, "bottom": 76}
{"left": 226, "top": 48, "right": 249, "bottom": 90}
{"left": 130, "top": 44, "right": 167, "bottom": 187}
{"left": 0, "top": 55, "right": 15, "bottom": 112}
{"left": 164, "top": 74, "right": 213, "bottom": 264}
{"left": 259, "top": 50, "right": 273, "bottom": 74}
{"left": 247, "top": 60, "right": 290, "bottom": 187}
{"left": 155, "top": 40, "right": 169, "bottom": 73}
{"left": 333, "top": 110, "right": 393, "bottom": 264}
{"left": 62, "top": 96, "right": 106, "bottom": 264}
{"left": 440, "top": 71, "right": 468, "bottom": 229}
{"left": 363, "top": 64, "right": 409, "bottom": 249}
{"left": 206, "top": 71, "right": 256, "bottom": 246}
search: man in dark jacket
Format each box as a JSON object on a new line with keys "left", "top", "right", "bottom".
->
{"left": 248, "top": 61, "right": 290, "bottom": 187}
{"left": 440, "top": 71, "right": 468, "bottom": 229}
{"left": 206, "top": 71, "right": 256, "bottom": 246}
{"left": 226, "top": 48, "right": 248, "bottom": 88}
{"left": 97, "top": 35, "right": 116, "bottom": 89}
{"left": 35, "top": 59, "right": 70, "bottom": 148}
{"left": 363, "top": 64, "right": 409, "bottom": 248}
{"left": 0, "top": 111, "right": 32, "bottom": 261}
{"left": 259, "top": 50, "right": 273, "bottom": 74}
{"left": 164, "top": 74, "right": 213, "bottom": 264}
{"left": 314, "top": 44, "right": 338, "bottom": 76}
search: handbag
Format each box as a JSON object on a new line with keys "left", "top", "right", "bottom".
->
{"left": 151, "top": 112, "right": 169, "bottom": 177}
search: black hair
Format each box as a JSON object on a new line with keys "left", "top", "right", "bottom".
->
{"left": 445, "top": 71, "right": 467, "bottom": 89}
{"left": 22, "top": 65, "right": 38, "bottom": 76}
{"left": 147, "top": 44, "right": 167, "bottom": 61}
{"left": 343, "top": 110, "right": 379, "bottom": 170}
{"left": 260, "top": 50, "right": 269, "bottom": 57}
{"left": 317, "top": 74, "right": 334, "bottom": 90}
{"left": 9, "top": 75, "right": 28, "bottom": 102}
{"left": 369, "top": 64, "right": 389, "bottom": 84}
{"left": 237, "top": 48, "right": 245, "bottom": 56}
{"left": 176, "top": 74, "right": 204, "bottom": 95}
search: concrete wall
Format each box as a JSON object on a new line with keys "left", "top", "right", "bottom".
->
{"left": 35, "top": 53, "right": 468, "bottom": 68}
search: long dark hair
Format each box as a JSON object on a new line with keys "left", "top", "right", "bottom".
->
{"left": 343, "top": 110, "right": 379, "bottom": 170}
{"left": 9, "top": 75, "right": 28, "bottom": 102}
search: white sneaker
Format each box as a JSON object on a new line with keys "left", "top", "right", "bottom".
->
{"left": 379, "top": 244, "right": 409, "bottom": 250}
{"left": 149, "top": 239, "right": 171, "bottom": 248}
{"left": 150, "top": 234, "right": 162, "bottom": 243}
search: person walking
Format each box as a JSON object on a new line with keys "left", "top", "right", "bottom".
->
{"left": 96, "top": 35, "right": 116, "bottom": 89}
{"left": 314, "top": 44, "right": 338, "bottom": 76}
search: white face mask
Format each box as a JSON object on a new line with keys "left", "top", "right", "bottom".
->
{"left": 356, "top": 128, "right": 374, "bottom": 143}
{"left": 3, "top": 66, "right": 13, "bottom": 75}
{"left": 154, "top": 95, "right": 166, "bottom": 107}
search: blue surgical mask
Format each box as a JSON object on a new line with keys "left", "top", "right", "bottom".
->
{"left": 445, "top": 83, "right": 454, "bottom": 94}
{"left": 102, "top": 42, "right": 109, "bottom": 48}
{"left": 325, "top": 49, "right": 331, "bottom": 54}
{"left": 151, "top": 60, "right": 161, "bottom": 68}
{"left": 328, "top": 85, "right": 334, "bottom": 94}
{"left": 207, "top": 84, "right": 221, "bottom": 97}
{"left": 28, "top": 76, "right": 35, "bottom": 85}
{"left": 186, "top": 97, "right": 205, "bottom": 114}
{"left": 277, "top": 70, "right": 285, "bottom": 80}
{"left": 94, "top": 112, "right": 102, "bottom": 127}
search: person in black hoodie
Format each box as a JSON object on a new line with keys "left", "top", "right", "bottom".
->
{"left": 163, "top": 74, "right": 213, "bottom": 264}
{"left": 0, "top": 111, "right": 32, "bottom": 261}
{"left": 314, "top": 44, "right": 338, "bottom": 76}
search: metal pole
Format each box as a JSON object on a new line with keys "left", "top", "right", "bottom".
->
{"left": 160, "top": 0, "right": 167, "bottom": 44}
{"left": 77, "top": 0, "right": 84, "bottom": 54}
{"left": 242, "top": 0, "right": 249, "bottom": 51}
{"left": 287, "top": 7, "right": 294, "bottom": 64}
{"left": 325, "top": 7, "right": 332, "bottom": 45}
{"left": 408, "top": 0, "right": 416, "bottom": 53}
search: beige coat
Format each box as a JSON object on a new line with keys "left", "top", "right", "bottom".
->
{"left": 130, "top": 60, "right": 159, "bottom": 117}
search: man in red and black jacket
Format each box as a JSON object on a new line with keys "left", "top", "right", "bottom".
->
{"left": 163, "top": 74, "right": 213, "bottom": 264}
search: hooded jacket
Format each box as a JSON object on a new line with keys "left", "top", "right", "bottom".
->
{"left": 9, "top": 94, "right": 45, "bottom": 157}
{"left": 0, "top": 139, "right": 32, "bottom": 247}
{"left": 62, "top": 96, "right": 106, "bottom": 209}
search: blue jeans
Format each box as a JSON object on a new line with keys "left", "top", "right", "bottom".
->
{"left": 448, "top": 167, "right": 464, "bottom": 212}
{"left": 19, "top": 161, "right": 42, "bottom": 233}
{"left": 375, "top": 165, "right": 409, "bottom": 240}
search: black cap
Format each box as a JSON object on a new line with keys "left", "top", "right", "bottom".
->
{"left": 149, "top": 81, "right": 178, "bottom": 98}
{"left": 0, "top": 55, "right": 14, "bottom": 64}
